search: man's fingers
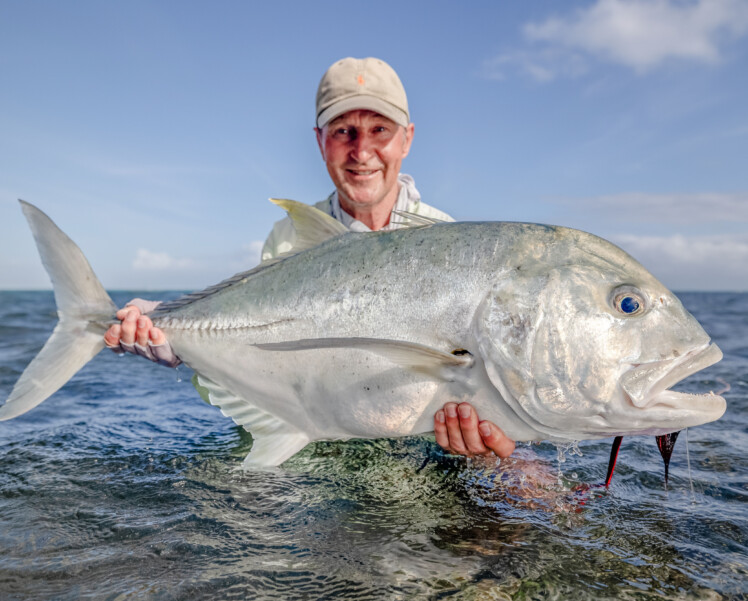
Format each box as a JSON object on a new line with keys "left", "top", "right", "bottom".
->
{"left": 456, "top": 403, "right": 490, "bottom": 455}
{"left": 104, "top": 324, "right": 122, "bottom": 349}
{"left": 105, "top": 301, "right": 180, "bottom": 367}
{"left": 136, "top": 316, "right": 153, "bottom": 347}
{"left": 478, "top": 421, "right": 516, "bottom": 459}
{"left": 150, "top": 327, "right": 167, "bottom": 346}
{"left": 149, "top": 327, "right": 182, "bottom": 367}
{"left": 443, "top": 403, "right": 469, "bottom": 455}
{"left": 434, "top": 403, "right": 516, "bottom": 459}
{"left": 434, "top": 410, "right": 451, "bottom": 452}
{"left": 119, "top": 309, "right": 139, "bottom": 344}
{"left": 116, "top": 306, "right": 142, "bottom": 321}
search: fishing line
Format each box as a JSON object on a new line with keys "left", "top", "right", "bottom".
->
{"left": 685, "top": 428, "right": 696, "bottom": 503}
{"left": 714, "top": 377, "right": 731, "bottom": 395}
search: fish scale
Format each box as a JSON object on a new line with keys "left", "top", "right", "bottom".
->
{"left": 0, "top": 200, "right": 726, "bottom": 471}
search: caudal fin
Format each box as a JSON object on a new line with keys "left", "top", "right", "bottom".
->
{"left": 0, "top": 201, "right": 117, "bottom": 420}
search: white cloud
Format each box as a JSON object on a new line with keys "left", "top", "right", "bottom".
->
{"left": 133, "top": 248, "right": 195, "bottom": 271}
{"left": 538, "top": 190, "right": 748, "bottom": 290}
{"left": 551, "top": 191, "right": 748, "bottom": 224}
{"left": 124, "top": 241, "right": 265, "bottom": 289}
{"left": 487, "top": 0, "right": 748, "bottom": 80}
{"left": 612, "top": 232, "right": 748, "bottom": 290}
{"left": 241, "top": 240, "right": 264, "bottom": 268}
{"left": 482, "top": 48, "right": 588, "bottom": 82}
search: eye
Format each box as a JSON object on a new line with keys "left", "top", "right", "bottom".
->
{"left": 611, "top": 286, "right": 647, "bottom": 317}
{"left": 619, "top": 296, "right": 640, "bottom": 314}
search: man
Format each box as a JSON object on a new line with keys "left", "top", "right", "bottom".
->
{"left": 105, "top": 57, "right": 515, "bottom": 460}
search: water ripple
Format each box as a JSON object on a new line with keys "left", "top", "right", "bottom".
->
{"left": 0, "top": 291, "right": 746, "bottom": 600}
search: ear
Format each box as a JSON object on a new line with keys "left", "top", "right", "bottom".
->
{"left": 401, "top": 123, "right": 415, "bottom": 158}
{"left": 315, "top": 127, "right": 325, "bottom": 160}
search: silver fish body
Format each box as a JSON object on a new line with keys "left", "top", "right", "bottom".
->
{"left": 1, "top": 201, "right": 726, "bottom": 467}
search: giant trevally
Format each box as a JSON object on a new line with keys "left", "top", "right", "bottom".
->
{"left": 0, "top": 200, "right": 726, "bottom": 470}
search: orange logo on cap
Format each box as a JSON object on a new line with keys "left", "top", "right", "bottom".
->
{"left": 357, "top": 75, "right": 365, "bottom": 85}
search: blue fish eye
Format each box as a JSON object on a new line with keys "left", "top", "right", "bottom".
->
{"left": 612, "top": 288, "right": 646, "bottom": 316}
{"left": 619, "top": 296, "right": 640, "bottom": 314}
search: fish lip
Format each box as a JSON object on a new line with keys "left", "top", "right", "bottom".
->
{"left": 620, "top": 342, "right": 726, "bottom": 418}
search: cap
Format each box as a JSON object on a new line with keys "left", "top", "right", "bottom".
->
{"left": 315, "top": 57, "right": 409, "bottom": 129}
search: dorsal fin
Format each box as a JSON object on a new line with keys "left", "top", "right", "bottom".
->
{"left": 151, "top": 261, "right": 277, "bottom": 315}
{"left": 270, "top": 198, "right": 349, "bottom": 253}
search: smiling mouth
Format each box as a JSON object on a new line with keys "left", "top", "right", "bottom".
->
{"left": 346, "top": 168, "right": 379, "bottom": 177}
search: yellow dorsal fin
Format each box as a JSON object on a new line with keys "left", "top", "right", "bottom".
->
{"left": 270, "top": 198, "right": 349, "bottom": 254}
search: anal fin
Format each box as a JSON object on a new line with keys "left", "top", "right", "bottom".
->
{"left": 193, "top": 374, "right": 309, "bottom": 468}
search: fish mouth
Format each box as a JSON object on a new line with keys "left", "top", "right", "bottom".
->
{"left": 620, "top": 343, "right": 726, "bottom": 429}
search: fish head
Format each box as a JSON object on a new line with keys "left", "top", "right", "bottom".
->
{"left": 475, "top": 231, "right": 726, "bottom": 441}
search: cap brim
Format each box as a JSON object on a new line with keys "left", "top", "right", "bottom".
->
{"left": 317, "top": 95, "right": 409, "bottom": 128}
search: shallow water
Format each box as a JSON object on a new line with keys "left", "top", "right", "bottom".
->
{"left": 0, "top": 290, "right": 746, "bottom": 600}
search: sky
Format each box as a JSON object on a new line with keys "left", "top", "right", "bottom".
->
{"left": 1, "top": 0, "right": 747, "bottom": 292}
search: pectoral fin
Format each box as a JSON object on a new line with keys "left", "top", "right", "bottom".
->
{"left": 255, "top": 337, "right": 474, "bottom": 381}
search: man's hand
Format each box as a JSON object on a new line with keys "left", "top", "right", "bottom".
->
{"left": 104, "top": 299, "right": 181, "bottom": 368}
{"left": 434, "top": 402, "right": 515, "bottom": 458}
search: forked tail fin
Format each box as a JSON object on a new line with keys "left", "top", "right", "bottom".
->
{"left": 0, "top": 201, "right": 118, "bottom": 420}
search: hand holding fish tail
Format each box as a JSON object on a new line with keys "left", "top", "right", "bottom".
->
{"left": 104, "top": 300, "right": 182, "bottom": 368}
{"left": 434, "top": 402, "right": 516, "bottom": 459}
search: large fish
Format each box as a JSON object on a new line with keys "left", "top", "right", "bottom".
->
{"left": 0, "top": 200, "right": 726, "bottom": 470}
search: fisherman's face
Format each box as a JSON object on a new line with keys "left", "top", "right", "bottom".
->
{"left": 316, "top": 109, "right": 414, "bottom": 213}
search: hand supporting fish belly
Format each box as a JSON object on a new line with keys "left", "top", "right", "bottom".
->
{"left": 434, "top": 402, "right": 515, "bottom": 459}
{"left": 1, "top": 200, "right": 726, "bottom": 476}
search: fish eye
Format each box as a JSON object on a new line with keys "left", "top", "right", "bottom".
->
{"left": 619, "top": 296, "right": 640, "bottom": 314}
{"left": 611, "top": 286, "right": 647, "bottom": 317}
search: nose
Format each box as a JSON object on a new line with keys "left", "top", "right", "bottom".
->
{"left": 350, "top": 130, "right": 374, "bottom": 162}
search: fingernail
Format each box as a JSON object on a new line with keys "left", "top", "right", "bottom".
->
{"left": 458, "top": 404, "right": 471, "bottom": 419}
{"left": 137, "top": 317, "right": 147, "bottom": 328}
{"left": 479, "top": 422, "right": 491, "bottom": 437}
{"left": 445, "top": 405, "right": 457, "bottom": 418}
{"left": 436, "top": 411, "right": 445, "bottom": 423}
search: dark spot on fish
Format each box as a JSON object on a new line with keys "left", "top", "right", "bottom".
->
{"left": 673, "top": 349, "right": 680, "bottom": 357}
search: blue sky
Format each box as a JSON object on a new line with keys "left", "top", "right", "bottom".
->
{"left": 1, "top": 0, "right": 746, "bottom": 291}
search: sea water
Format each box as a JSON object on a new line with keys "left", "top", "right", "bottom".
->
{"left": 0, "top": 291, "right": 746, "bottom": 600}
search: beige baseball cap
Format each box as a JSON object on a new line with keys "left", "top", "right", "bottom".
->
{"left": 315, "top": 57, "right": 410, "bottom": 129}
